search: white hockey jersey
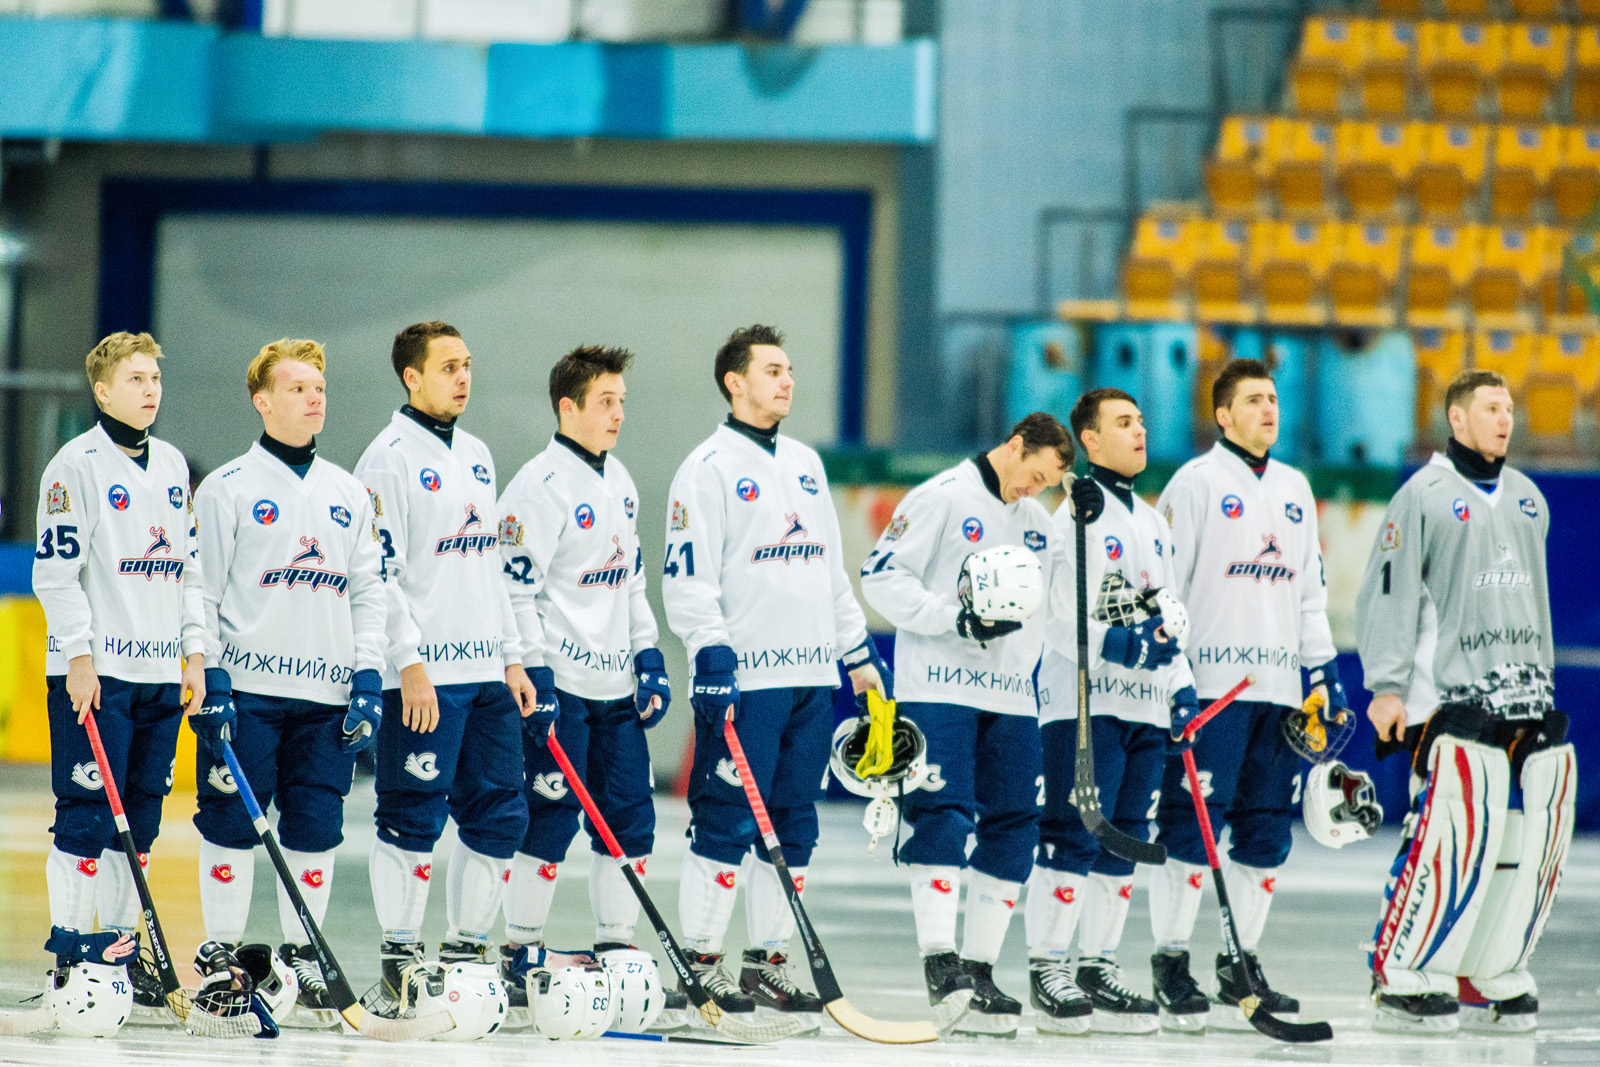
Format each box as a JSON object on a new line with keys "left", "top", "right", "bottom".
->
{"left": 661, "top": 422, "right": 867, "bottom": 691}
{"left": 1157, "top": 442, "right": 1335, "bottom": 707}
{"left": 355, "top": 412, "right": 521, "bottom": 688}
{"left": 33, "top": 422, "right": 206, "bottom": 683}
{"left": 195, "top": 443, "right": 387, "bottom": 705}
{"left": 859, "top": 458, "right": 1074, "bottom": 717}
{"left": 1036, "top": 480, "right": 1195, "bottom": 729}
{"left": 497, "top": 437, "right": 658, "bottom": 701}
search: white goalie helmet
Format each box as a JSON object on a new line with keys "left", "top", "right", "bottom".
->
{"left": 233, "top": 944, "right": 299, "bottom": 1021}
{"left": 829, "top": 715, "right": 928, "bottom": 799}
{"left": 530, "top": 963, "right": 614, "bottom": 1040}
{"left": 959, "top": 545, "right": 1045, "bottom": 622}
{"left": 1094, "top": 572, "right": 1190, "bottom": 650}
{"left": 417, "top": 962, "right": 508, "bottom": 1042}
{"left": 49, "top": 962, "right": 132, "bottom": 1037}
{"left": 1303, "top": 760, "right": 1384, "bottom": 848}
{"left": 597, "top": 949, "right": 663, "bottom": 1033}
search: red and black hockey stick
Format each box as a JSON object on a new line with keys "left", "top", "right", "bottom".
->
{"left": 723, "top": 713, "right": 942, "bottom": 1044}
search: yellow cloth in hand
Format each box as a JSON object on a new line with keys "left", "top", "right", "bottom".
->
{"left": 854, "top": 689, "right": 897, "bottom": 778}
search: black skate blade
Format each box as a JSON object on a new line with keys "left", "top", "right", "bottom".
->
{"left": 1241, "top": 997, "right": 1332, "bottom": 1044}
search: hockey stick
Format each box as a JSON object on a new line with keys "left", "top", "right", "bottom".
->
{"left": 603, "top": 1028, "right": 767, "bottom": 1046}
{"left": 216, "top": 739, "right": 453, "bottom": 1042}
{"left": 544, "top": 728, "right": 805, "bottom": 1044}
{"left": 81, "top": 711, "right": 261, "bottom": 1038}
{"left": 1180, "top": 745, "right": 1333, "bottom": 1044}
{"left": 1181, "top": 675, "right": 1257, "bottom": 742}
{"left": 722, "top": 713, "right": 942, "bottom": 1044}
{"left": 1070, "top": 497, "right": 1167, "bottom": 865}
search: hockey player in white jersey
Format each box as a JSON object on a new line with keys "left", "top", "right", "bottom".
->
{"left": 495, "top": 345, "right": 672, "bottom": 1007}
{"left": 860, "top": 411, "right": 1090, "bottom": 1036}
{"left": 1358, "top": 369, "right": 1568, "bottom": 1034}
{"left": 1146, "top": 358, "right": 1343, "bottom": 1031}
{"left": 33, "top": 331, "right": 208, "bottom": 1011}
{"left": 190, "top": 340, "right": 385, "bottom": 1025}
{"left": 1025, "top": 389, "right": 1195, "bottom": 1035}
{"left": 355, "top": 321, "right": 548, "bottom": 998}
{"left": 663, "top": 325, "right": 889, "bottom": 1024}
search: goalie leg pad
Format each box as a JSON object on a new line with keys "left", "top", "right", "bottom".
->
{"left": 1370, "top": 735, "right": 1509, "bottom": 995}
{"left": 1024, "top": 866, "right": 1085, "bottom": 961}
{"left": 1457, "top": 743, "right": 1576, "bottom": 1001}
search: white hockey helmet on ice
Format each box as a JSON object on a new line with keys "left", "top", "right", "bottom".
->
{"left": 49, "top": 962, "right": 132, "bottom": 1037}
{"left": 233, "top": 944, "right": 299, "bottom": 1021}
{"left": 830, "top": 715, "right": 928, "bottom": 799}
{"left": 415, "top": 962, "right": 507, "bottom": 1042}
{"left": 959, "top": 545, "right": 1044, "bottom": 622}
{"left": 597, "top": 949, "right": 663, "bottom": 1033}
{"left": 1303, "top": 760, "right": 1383, "bottom": 848}
{"left": 530, "top": 963, "right": 614, "bottom": 1040}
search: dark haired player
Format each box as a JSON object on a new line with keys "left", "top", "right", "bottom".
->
{"left": 662, "top": 325, "right": 889, "bottom": 1025}
{"left": 354, "top": 321, "right": 548, "bottom": 994}
{"left": 495, "top": 345, "right": 671, "bottom": 1002}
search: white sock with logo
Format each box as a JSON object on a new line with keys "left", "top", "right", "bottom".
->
{"left": 590, "top": 855, "right": 645, "bottom": 946}
{"left": 445, "top": 844, "right": 509, "bottom": 945}
{"left": 96, "top": 847, "right": 144, "bottom": 934}
{"left": 1078, "top": 872, "right": 1134, "bottom": 959}
{"left": 370, "top": 839, "right": 432, "bottom": 944}
{"left": 908, "top": 864, "right": 962, "bottom": 957}
{"left": 277, "top": 848, "right": 334, "bottom": 945}
{"left": 197, "top": 841, "right": 254, "bottom": 945}
{"left": 678, "top": 851, "right": 741, "bottom": 956}
{"left": 1222, "top": 861, "right": 1277, "bottom": 952}
{"left": 746, "top": 859, "right": 801, "bottom": 954}
{"left": 1148, "top": 859, "right": 1208, "bottom": 951}
{"left": 961, "top": 870, "right": 1022, "bottom": 966}
{"left": 1023, "top": 866, "right": 1085, "bottom": 961}
{"left": 505, "top": 852, "right": 560, "bottom": 946}
{"left": 46, "top": 847, "right": 99, "bottom": 934}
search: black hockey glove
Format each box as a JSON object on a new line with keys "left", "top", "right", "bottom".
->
{"left": 192, "top": 668, "right": 237, "bottom": 760}
{"left": 525, "top": 666, "right": 560, "bottom": 744}
{"left": 690, "top": 644, "right": 740, "bottom": 724}
{"left": 956, "top": 607, "right": 1023, "bottom": 647}
{"left": 1070, "top": 474, "right": 1105, "bottom": 525}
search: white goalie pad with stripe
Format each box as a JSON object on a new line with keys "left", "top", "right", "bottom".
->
{"left": 1370, "top": 735, "right": 1510, "bottom": 995}
{"left": 1457, "top": 743, "right": 1577, "bottom": 1001}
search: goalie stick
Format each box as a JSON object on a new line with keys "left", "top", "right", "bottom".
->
{"left": 82, "top": 711, "right": 261, "bottom": 1038}
{"left": 723, "top": 713, "right": 943, "bottom": 1044}
{"left": 544, "top": 728, "right": 805, "bottom": 1044}
{"left": 1069, "top": 489, "right": 1167, "bottom": 865}
{"left": 217, "top": 739, "right": 454, "bottom": 1042}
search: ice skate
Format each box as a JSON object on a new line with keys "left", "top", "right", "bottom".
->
{"left": 1150, "top": 950, "right": 1208, "bottom": 1032}
{"left": 1077, "top": 956, "right": 1158, "bottom": 1034}
{"left": 1028, "top": 957, "right": 1092, "bottom": 1035}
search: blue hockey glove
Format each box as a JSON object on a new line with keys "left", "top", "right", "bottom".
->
{"left": 342, "top": 669, "right": 382, "bottom": 754}
{"left": 525, "top": 666, "right": 560, "bottom": 743}
{"left": 634, "top": 648, "right": 672, "bottom": 728}
{"left": 1169, "top": 685, "right": 1201, "bottom": 753}
{"left": 1102, "top": 617, "right": 1177, "bottom": 671}
{"left": 842, "top": 638, "right": 894, "bottom": 702}
{"left": 1307, "top": 658, "right": 1349, "bottom": 712}
{"left": 191, "top": 668, "right": 237, "bottom": 760}
{"left": 690, "top": 645, "right": 739, "bottom": 724}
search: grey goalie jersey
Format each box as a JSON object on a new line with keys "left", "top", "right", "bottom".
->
{"left": 1356, "top": 453, "right": 1553, "bottom": 724}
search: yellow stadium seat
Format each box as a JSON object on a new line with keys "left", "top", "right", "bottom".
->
{"left": 1362, "top": 21, "right": 1419, "bottom": 116}
{"left": 1412, "top": 327, "right": 1469, "bottom": 441}
{"left": 1497, "top": 24, "right": 1568, "bottom": 120}
{"left": 1510, "top": 0, "right": 1561, "bottom": 16}
{"left": 1207, "top": 116, "right": 1275, "bottom": 216}
{"left": 1193, "top": 218, "right": 1256, "bottom": 323}
{"left": 1524, "top": 373, "right": 1577, "bottom": 436}
{"left": 1542, "top": 231, "right": 1598, "bottom": 329}
{"left": 1408, "top": 223, "right": 1479, "bottom": 327}
{"left": 1575, "top": 27, "right": 1600, "bottom": 122}
{"left": 1122, "top": 213, "right": 1201, "bottom": 321}
{"left": 1337, "top": 120, "right": 1423, "bottom": 216}
{"left": 1551, "top": 127, "right": 1600, "bottom": 223}
{"left": 1537, "top": 331, "right": 1600, "bottom": 394}
{"left": 1527, "top": 331, "right": 1600, "bottom": 437}
{"left": 1293, "top": 19, "right": 1367, "bottom": 115}
{"left": 1472, "top": 225, "right": 1550, "bottom": 328}
{"left": 1472, "top": 328, "right": 1535, "bottom": 390}
{"left": 1267, "top": 119, "right": 1337, "bottom": 216}
{"left": 1253, "top": 219, "right": 1334, "bottom": 325}
{"left": 1419, "top": 21, "right": 1504, "bottom": 118}
{"left": 1489, "top": 124, "right": 1559, "bottom": 220}
{"left": 1330, "top": 222, "right": 1404, "bottom": 326}
{"left": 1414, "top": 122, "right": 1488, "bottom": 220}
{"left": 1579, "top": 0, "right": 1600, "bottom": 21}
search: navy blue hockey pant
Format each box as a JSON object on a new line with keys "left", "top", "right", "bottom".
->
{"left": 521, "top": 689, "right": 655, "bottom": 860}
{"left": 1038, "top": 716, "right": 1168, "bottom": 878}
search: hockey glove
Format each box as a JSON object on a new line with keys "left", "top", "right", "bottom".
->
{"left": 1290, "top": 658, "right": 1355, "bottom": 761}
{"left": 1070, "top": 473, "right": 1105, "bottom": 525}
{"left": 342, "top": 669, "right": 383, "bottom": 754}
{"left": 1168, "top": 685, "right": 1201, "bottom": 753}
{"left": 1101, "top": 618, "right": 1177, "bottom": 671}
{"left": 1306, "top": 658, "right": 1349, "bottom": 712}
{"left": 634, "top": 648, "right": 672, "bottom": 728}
{"left": 525, "top": 666, "right": 560, "bottom": 743}
{"left": 956, "top": 607, "right": 1023, "bottom": 647}
{"left": 842, "top": 637, "right": 895, "bottom": 702}
{"left": 191, "top": 669, "right": 237, "bottom": 760}
{"left": 690, "top": 644, "right": 740, "bottom": 724}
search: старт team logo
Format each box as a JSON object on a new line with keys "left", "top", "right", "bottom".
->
{"left": 107, "top": 484, "right": 130, "bottom": 511}
{"left": 962, "top": 517, "right": 984, "bottom": 542}
{"left": 472, "top": 463, "right": 491, "bottom": 485}
{"left": 253, "top": 499, "right": 279, "bottom": 525}
{"left": 435, "top": 505, "right": 498, "bottom": 556}
{"left": 532, "top": 772, "right": 568, "bottom": 800}
{"left": 1224, "top": 534, "right": 1297, "bottom": 584}
{"left": 579, "top": 536, "right": 631, "bottom": 589}
{"left": 1221, "top": 494, "right": 1244, "bottom": 519}
{"left": 1285, "top": 502, "right": 1303, "bottom": 523}
{"left": 329, "top": 505, "right": 351, "bottom": 527}
{"left": 624, "top": 496, "right": 636, "bottom": 519}
{"left": 575, "top": 503, "right": 595, "bottom": 529}
{"left": 118, "top": 527, "right": 184, "bottom": 582}
{"left": 404, "top": 752, "right": 440, "bottom": 781}
{"left": 419, "top": 468, "right": 442, "bottom": 492}
{"left": 207, "top": 765, "right": 238, "bottom": 793}
{"left": 736, "top": 478, "right": 760, "bottom": 502}
{"left": 799, "top": 474, "right": 819, "bottom": 495}
{"left": 752, "top": 513, "right": 826, "bottom": 565}
{"left": 1024, "top": 530, "right": 1046, "bottom": 552}
{"left": 260, "top": 536, "right": 349, "bottom": 595}
{"left": 169, "top": 486, "right": 184, "bottom": 509}
{"left": 1105, "top": 535, "right": 1123, "bottom": 561}
{"left": 1520, "top": 497, "right": 1538, "bottom": 518}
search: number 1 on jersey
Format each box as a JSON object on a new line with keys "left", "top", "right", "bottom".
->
{"left": 663, "top": 542, "right": 695, "bottom": 578}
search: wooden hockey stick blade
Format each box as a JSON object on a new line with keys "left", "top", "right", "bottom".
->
{"left": 0, "top": 1008, "right": 53, "bottom": 1035}
{"left": 603, "top": 1028, "right": 769, "bottom": 1046}
{"left": 825, "top": 998, "right": 938, "bottom": 1044}
{"left": 336, "top": 1000, "right": 458, "bottom": 1042}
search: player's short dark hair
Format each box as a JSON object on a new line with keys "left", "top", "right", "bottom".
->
{"left": 549, "top": 345, "right": 633, "bottom": 416}
{"left": 1444, "top": 368, "right": 1508, "bottom": 415}
{"left": 1213, "top": 357, "right": 1274, "bottom": 414}
{"left": 1007, "top": 411, "right": 1075, "bottom": 469}
{"left": 715, "top": 324, "right": 785, "bottom": 402}
{"left": 1070, "top": 387, "right": 1139, "bottom": 444}
{"left": 391, "top": 321, "right": 461, "bottom": 386}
